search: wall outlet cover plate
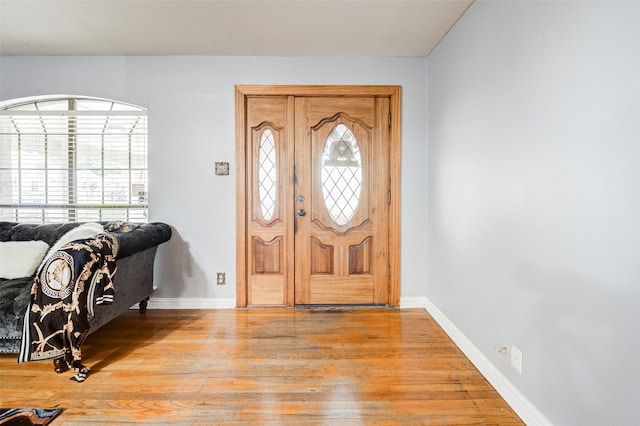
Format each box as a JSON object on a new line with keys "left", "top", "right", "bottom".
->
{"left": 510, "top": 345, "right": 523, "bottom": 374}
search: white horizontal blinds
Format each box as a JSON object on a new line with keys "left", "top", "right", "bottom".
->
{"left": 0, "top": 96, "right": 148, "bottom": 224}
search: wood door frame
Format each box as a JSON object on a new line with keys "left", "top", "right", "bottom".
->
{"left": 235, "top": 85, "right": 401, "bottom": 307}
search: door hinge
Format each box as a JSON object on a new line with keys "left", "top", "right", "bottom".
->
{"left": 388, "top": 191, "right": 391, "bottom": 204}
{"left": 388, "top": 113, "right": 392, "bottom": 127}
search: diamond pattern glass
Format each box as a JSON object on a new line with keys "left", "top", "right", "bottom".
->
{"left": 321, "top": 124, "right": 362, "bottom": 226}
{"left": 258, "top": 129, "right": 277, "bottom": 220}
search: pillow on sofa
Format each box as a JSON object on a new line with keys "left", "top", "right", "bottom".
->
{"left": 0, "top": 240, "right": 50, "bottom": 279}
{"left": 37, "top": 222, "right": 105, "bottom": 273}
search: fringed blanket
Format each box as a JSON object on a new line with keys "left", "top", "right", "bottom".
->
{"left": 18, "top": 233, "right": 118, "bottom": 382}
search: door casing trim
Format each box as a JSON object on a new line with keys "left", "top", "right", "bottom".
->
{"left": 235, "top": 85, "right": 401, "bottom": 307}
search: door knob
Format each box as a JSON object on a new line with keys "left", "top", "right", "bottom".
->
{"left": 297, "top": 208, "right": 306, "bottom": 217}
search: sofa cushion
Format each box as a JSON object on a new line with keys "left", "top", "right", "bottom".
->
{"left": 2, "top": 222, "right": 77, "bottom": 244}
{"left": 0, "top": 241, "right": 49, "bottom": 279}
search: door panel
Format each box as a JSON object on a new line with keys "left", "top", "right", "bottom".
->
{"left": 294, "top": 97, "right": 389, "bottom": 304}
{"left": 245, "top": 96, "right": 293, "bottom": 305}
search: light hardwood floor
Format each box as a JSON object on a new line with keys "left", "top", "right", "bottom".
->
{"left": 0, "top": 308, "right": 523, "bottom": 425}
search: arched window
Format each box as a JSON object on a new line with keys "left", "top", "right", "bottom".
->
{"left": 0, "top": 95, "right": 148, "bottom": 223}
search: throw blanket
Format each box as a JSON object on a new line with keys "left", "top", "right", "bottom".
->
{"left": 18, "top": 233, "right": 118, "bottom": 382}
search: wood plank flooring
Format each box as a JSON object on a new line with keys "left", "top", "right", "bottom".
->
{"left": 0, "top": 308, "right": 523, "bottom": 425}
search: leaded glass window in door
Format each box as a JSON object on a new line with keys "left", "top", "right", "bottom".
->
{"left": 320, "top": 124, "right": 362, "bottom": 226}
{"left": 258, "top": 129, "right": 277, "bottom": 221}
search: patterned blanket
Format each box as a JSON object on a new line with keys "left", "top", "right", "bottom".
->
{"left": 18, "top": 233, "right": 118, "bottom": 382}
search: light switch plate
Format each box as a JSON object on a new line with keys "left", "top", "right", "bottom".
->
{"left": 215, "top": 162, "right": 229, "bottom": 176}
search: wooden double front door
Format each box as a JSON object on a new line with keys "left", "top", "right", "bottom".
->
{"left": 236, "top": 86, "right": 401, "bottom": 307}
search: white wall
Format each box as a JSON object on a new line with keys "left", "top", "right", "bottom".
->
{"left": 0, "top": 56, "right": 428, "bottom": 300}
{"left": 428, "top": 1, "right": 640, "bottom": 424}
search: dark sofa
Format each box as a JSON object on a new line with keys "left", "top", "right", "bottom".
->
{"left": 0, "top": 221, "right": 171, "bottom": 355}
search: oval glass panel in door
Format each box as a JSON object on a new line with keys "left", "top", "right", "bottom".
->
{"left": 321, "top": 124, "right": 362, "bottom": 226}
{"left": 258, "top": 129, "right": 277, "bottom": 220}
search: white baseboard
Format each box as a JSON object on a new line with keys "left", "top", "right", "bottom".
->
{"left": 143, "top": 297, "right": 236, "bottom": 309}
{"left": 399, "top": 296, "right": 432, "bottom": 309}
{"left": 408, "top": 296, "right": 552, "bottom": 426}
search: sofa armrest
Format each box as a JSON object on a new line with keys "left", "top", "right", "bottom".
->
{"left": 111, "top": 222, "right": 172, "bottom": 259}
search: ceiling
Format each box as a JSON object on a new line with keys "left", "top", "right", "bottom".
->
{"left": 0, "top": 0, "right": 472, "bottom": 57}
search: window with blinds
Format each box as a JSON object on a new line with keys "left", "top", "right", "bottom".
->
{"left": 0, "top": 96, "right": 148, "bottom": 223}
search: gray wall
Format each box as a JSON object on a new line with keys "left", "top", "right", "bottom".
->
{"left": 0, "top": 56, "right": 428, "bottom": 300}
{"left": 427, "top": 1, "right": 640, "bottom": 424}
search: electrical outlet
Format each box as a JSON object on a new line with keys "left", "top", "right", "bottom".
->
{"left": 216, "top": 272, "right": 226, "bottom": 285}
{"left": 510, "top": 345, "right": 523, "bottom": 374}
